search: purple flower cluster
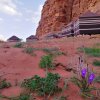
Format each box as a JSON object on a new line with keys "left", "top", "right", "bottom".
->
{"left": 88, "top": 73, "right": 95, "bottom": 84}
{"left": 81, "top": 68, "right": 87, "bottom": 78}
{"left": 81, "top": 68, "right": 95, "bottom": 84}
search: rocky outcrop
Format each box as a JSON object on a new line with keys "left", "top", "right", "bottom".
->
{"left": 36, "top": 0, "right": 100, "bottom": 37}
{"left": 72, "top": 0, "right": 100, "bottom": 19}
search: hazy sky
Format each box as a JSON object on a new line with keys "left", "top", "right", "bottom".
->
{"left": 0, "top": 0, "right": 45, "bottom": 41}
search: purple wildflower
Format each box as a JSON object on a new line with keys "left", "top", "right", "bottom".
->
{"left": 88, "top": 73, "right": 95, "bottom": 84}
{"left": 81, "top": 68, "right": 87, "bottom": 78}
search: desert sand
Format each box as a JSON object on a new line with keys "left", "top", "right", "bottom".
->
{"left": 0, "top": 35, "right": 100, "bottom": 100}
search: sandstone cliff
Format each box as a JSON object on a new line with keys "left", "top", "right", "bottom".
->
{"left": 36, "top": 0, "right": 100, "bottom": 36}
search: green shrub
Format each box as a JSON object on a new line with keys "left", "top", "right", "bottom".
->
{"left": 0, "top": 94, "right": 30, "bottom": 100}
{"left": 94, "top": 43, "right": 100, "bottom": 47}
{"left": 24, "top": 47, "right": 33, "bottom": 54}
{"left": 93, "top": 60, "right": 100, "bottom": 66}
{"left": 42, "top": 48, "right": 59, "bottom": 53}
{"left": 78, "top": 47, "right": 100, "bottom": 57}
{"left": 0, "top": 79, "right": 11, "bottom": 89}
{"left": 59, "top": 96, "right": 67, "bottom": 100}
{"left": 23, "top": 47, "right": 36, "bottom": 56}
{"left": 14, "top": 94, "right": 30, "bottom": 100}
{"left": 14, "top": 43, "right": 23, "bottom": 48}
{"left": 21, "top": 73, "right": 61, "bottom": 96}
{"left": 42, "top": 48, "right": 67, "bottom": 56}
{"left": 53, "top": 51, "right": 67, "bottom": 56}
{"left": 54, "top": 96, "right": 67, "bottom": 100}
{"left": 39, "top": 55, "right": 54, "bottom": 69}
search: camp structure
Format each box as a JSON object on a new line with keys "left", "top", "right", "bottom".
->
{"left": 74, "top": 11, "right": 100, "bottom": 35}
{"left": 7, "top": 35, "right": 21, "bottom": 42}
{"left": 61, "top": 22, "right": 74, "bottom": 37}
{"left": 44, "top": 33, "right": 60, "bottom": 39}
{"left": 26, "top": 35, "right": 39, "bottom": 42}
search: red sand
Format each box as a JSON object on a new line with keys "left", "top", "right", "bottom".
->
{"left": 0, "top": 35, "right": 100, "bottom": 100}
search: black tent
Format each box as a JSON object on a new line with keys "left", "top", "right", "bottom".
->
{"left": 7, "top": 36, "right": 21, "bottom": 42}
{"left": 26, "top": 35, "right": 39, "bottom": 42}
{"left": 74, "top": 11, "right": 100, "bottom": 35}
{"left": 61, "top": 22, "right": 74, "bottom": 37}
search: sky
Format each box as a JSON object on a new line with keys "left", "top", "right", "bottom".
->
{"left": 0, "top": 0, "right": 46, "bottom": 41}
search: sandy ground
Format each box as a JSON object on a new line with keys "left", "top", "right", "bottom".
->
{"left": 0, "top": 35, "right": 100, "bottom": 100}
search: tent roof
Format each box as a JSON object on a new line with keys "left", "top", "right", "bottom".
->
{"left": 8, "top": 35, "right": 21, "bottom": 40}
{"left": 26, "top": 35, "right": 38, "bottom": 40}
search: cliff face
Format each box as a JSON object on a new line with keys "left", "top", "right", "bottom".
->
{"left": 36, "top": 0, "right": 100, "bottom": 36}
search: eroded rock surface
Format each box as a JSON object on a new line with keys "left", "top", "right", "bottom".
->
{"left": 36, "top": 0, "right": 100, "bottom": 36}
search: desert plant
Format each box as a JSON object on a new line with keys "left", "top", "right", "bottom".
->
{"left": 21, "top": 73, "right": 61, "bottom": 98}
{"left": 0, "top": 79, "right": 11, "bottom": 89}
{"left": 42, "top": 48, "right": 59, "bottom": 53}
{"left": 54, "top": 96, "right": 67, "bottom": 100}
{"left": 14, "top": 94, "right": 30, "bottom": 100}
{"left": 52, "top": 51, "right": 67, "bottom": 57}
{"left": 0, "top": 94, "right": 11, "bottom": 100}
{"left": 23, "top": 47, "right": 36, "bottom": 56}
{"left": 39, "top": 55, "right": 54, "bottom": 69}
{"left": 59, "top": 96, "right": 67, "bottom": 100}
{"left": 94, "top": 43, "right": 100, "bottom": 47}
{"left": 71, "top": 67, "right": 96, "bottom": 98}
{"left": 14, "top": 43, "right": 23, "bottom": 48}
{"left": 54, "top": 79, "right": 68, "bottom": 100}
{"left": 78, "top": 47, "right": 100, "bottom": 57}
{"left": 93, "top": 60, "right": 100, "bottom": 66}
{"left": 0, "top": 94, "right": 30, "bottom": 100}
{"left": 42, "top": 48, "right": 67, "bottom": 56}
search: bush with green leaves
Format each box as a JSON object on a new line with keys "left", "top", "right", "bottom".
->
{"left": 14, "top": 43, "right": 23, "bottom": 48}
{"left": 23, "top": 47, "right": 36, "bottom": 56}
{"left": 54, "top": 96, "right": 67, "bottom": 100}
{"left": 78, "top": 47, "right": 100, "bottom": 57}
{"left": 39, "top": 55, "right": 54, "bottom": 69}
{"left": 42, "top": 48, "right": 59, "bottom": 53}
{"left": 0, "top": 94, "right": 30, "bottom": 100}
{"left": 0, "top": 79, "right": 11, "bottom": 89}
{"left": 59, "top": 96, "right": 67, "bottom": 100}
{"left": 21, "top": 73, "right": 61, "bottom": 97}
{"left": 93, "top": 60, "right": 100, "bottom": 66}
{"left": 13, "top": 94, "right": 30, "bottom": 100}
{"left": 71, "top": 67, "right": 96, "bottom": 98}
{"left": 42, "top": 48, "right": 67, "bottom": 56}
{"left": 94, "top": 43, "right": 100, "bottom": 47}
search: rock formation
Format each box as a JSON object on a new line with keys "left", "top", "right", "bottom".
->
{"left": 36, "top": 0, "right": 100, "bottom": 36}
